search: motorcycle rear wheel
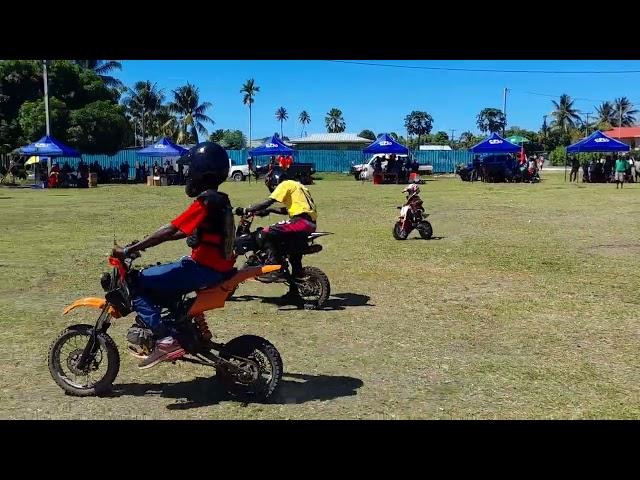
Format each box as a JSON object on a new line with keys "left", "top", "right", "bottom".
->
{"left": 216, "top": 335, "right": 283, "bottom": 402}
{"left": 293, "top": 266, "right": 331, "bottom": 310}
{"left": 417, "top": 221, "right": 433, "bottom": 239}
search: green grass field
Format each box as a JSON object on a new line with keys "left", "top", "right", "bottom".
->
{"left": 1, "top": 172, "right": 639, "bottom": 419}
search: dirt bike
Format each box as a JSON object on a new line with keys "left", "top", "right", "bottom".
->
{"left": 393, "top": 200, "right": 433, "bottom": 240}
{"left": 232, "top": 212, "right": 332, "bottom": 310}
{"left": 48, "top": 247, "right": 284, "bottom": 402}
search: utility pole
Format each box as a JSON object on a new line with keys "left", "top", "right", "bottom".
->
{"left": 43, "top": 60, "right": 51, "bottom": 136}
{"left": 449, "top": 129, "right": 455, "bottom": 143}
{"left": 619, "top": 106, "right": 624, "bottom": 138}
{"left": 583, "top": 112, "right": 593, "bottom": 136}
{"left": 503, "top": 87, "right": 509, "bottom": 136}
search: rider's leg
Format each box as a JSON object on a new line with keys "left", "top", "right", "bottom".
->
{"left": 132, "top": 257, "right": 228, "bottom": 367}
{"left": 260, "top": 219, "right": 316, "bottom": 280}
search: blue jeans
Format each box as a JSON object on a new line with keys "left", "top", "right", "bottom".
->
{"left": 132, "top": 256, "right": 230, "bottom": 338}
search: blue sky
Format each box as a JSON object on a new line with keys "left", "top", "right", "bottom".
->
{"left": 118, "top": 60, "right": 640, "bottom": 140}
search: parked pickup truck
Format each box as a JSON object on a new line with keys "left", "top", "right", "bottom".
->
{"left": 253, "top": 163, "right": 316, "bottom": 185}
{"left": 350, "top": 154, "right": 433, "bottom": 181}
{"left": 228, "top": 162, "right": 252, "bottom": 182}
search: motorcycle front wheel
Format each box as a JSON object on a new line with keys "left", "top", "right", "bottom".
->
{"left": 392, "top": 222, "right": 408, "bottom": 240}
{"left": 48, "top": 324, "right": 120, "bottom": 397}
{"left": 216, "top": 335, "right": 283, "bottom": 402}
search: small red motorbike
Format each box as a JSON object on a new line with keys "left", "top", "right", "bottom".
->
{"left": 392, "top": 185, "right": 433, "bottom": 240}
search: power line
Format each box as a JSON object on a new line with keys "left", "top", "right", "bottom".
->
{"left": 327, "top": 60, "right": 640, "bottom": 74}
{"left": 512, "top": 90, "right": 640, "bottom": 111}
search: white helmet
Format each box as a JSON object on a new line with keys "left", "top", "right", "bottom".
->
{"left": 402, "top": 184, "right": 420, "bottom": 197}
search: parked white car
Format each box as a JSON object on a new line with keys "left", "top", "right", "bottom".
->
{"left": 350, "top": 154, "right": 433, "bottom": 180}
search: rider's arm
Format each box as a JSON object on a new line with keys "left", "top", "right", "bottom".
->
{"left": 115, "top": 200, "right": 206, "bottom": 258}
{"left": 116, "top": 224, "right": 186, "bottom": 257}
{"left": 266, "top": 206, "right": 288, "bottom": 215}
{"left": 245, "top": 198, "right": 276, "bottom": 213}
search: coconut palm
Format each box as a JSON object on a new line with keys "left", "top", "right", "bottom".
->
{"left": 551, "top": 94, "right": 581, "bottom": 132}
{"left": 458, "top": 131, "right": 477, "bottom": 148}
{"left": 168, "top": 83, "right": 213, "bottom": 144}
{"left": 123, "top": 81, "right": 165, "bottom": 147}
{"left": 595, "top": 101, "right": 616, "bottom": 126}
{"left": 613, "top": 97, "right": 638, "bottom": 127}
{"left": 275, "top": 107, "right": 288, "bottom": 138}
{"left": 240, "top": 78, "right": 260, "bottom": 147}
{"left": 73, "top": 60, "right": 124, "bottom": 90}
{"left": 298, "top": 110, "right": 311, "bottom": 136}
{"left": 325, "top": 108, "right": 346, "bottom": 133}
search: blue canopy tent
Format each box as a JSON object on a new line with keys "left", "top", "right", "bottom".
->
{"left": 19, "top": 135, "right": 81, "bottom": 187}
{"left": 565, "top": 130, "right": 629, "bottom": 182}
{"left": 248, "top": 136, "right": 295, "bottom": 176}
{"left": 137, "top": 137, "right": 188, "bottom": 157}
{"left": 566, "top": 130, "right": 630, "bottom": 153}
{"left": 20, "top": 135, "right": 81, "bottom": 157}
{"left": 466, "top": 133, "right": 522, "bottom": 182}
{"left": 362, "top": 133, "right": 409, "bottom": 155}
{"left": 249, "top": 135, "right": 294, "bottom": 157}
{"left": 469, "top": 132, "right": 521, "bottom": 154}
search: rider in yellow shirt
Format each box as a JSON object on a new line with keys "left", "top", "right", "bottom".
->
{"left": 237, "top": 168, "right": 317, "bottom": 281}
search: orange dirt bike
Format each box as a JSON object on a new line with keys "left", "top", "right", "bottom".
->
{"left": 48, "top": 249, "right": 284, "bottom": 402}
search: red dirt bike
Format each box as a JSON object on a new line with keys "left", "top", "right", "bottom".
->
{"left": 392, "top": 200, "right": 433, "bottom": 240}
{"left": 48, "top": 247, "right": 284, "bottom": 402}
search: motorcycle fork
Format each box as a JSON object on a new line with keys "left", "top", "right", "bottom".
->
{"left": 76, "top": 304, "right": 112, "bottom": 370}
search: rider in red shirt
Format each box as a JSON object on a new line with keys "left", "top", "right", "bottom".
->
{"left": 112, "top": 143, "right": 235, "bottom": 369}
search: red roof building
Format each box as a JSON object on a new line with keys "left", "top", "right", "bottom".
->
{"left": 602, "top": 126, "right": 640, "bottom": 149}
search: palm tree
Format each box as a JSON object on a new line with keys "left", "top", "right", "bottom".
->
{"left": 325, "top": 108, "right": 346, "bottom": 133}
{"left": 298, "top": 110, "right": 311, "bottom": 136}
{"left": 613, "top": 97, "right": 638, "bottom": 127}
{"left": 240, "top": 79, "right": 260, "bottom": 148}
{"left": 458, "top": 131, "right": 476, "bottom": 148}
{"left": 168, "top": 83, "right": 213, "bottom": 144}
{"left": 551, "top": 94, "right": 581, "bottom": 132}
{"left": 74, "top": 60, "right": 124, "bottom": 90}
{"left": 595, "top": 101, "right": 616, "bottom": 127}
{"left": 153, "top": 106, "right": 179, "bottom": 141}
{"left": 123, "top": 81, "right": 165, "bottom": 147}
{"left": 275, "top": 107, "right": 288, "bottom": 138}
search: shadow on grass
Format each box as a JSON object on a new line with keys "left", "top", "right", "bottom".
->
{"left": 231, "top": 292, "right": 374, "bottom": 311}
{"left": 407, "top": 236, "right": 445, "bottom": 241}
{"left": 105, "top": 372, "right": 363, "bottom": 410}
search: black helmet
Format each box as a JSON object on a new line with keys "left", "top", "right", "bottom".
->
{"left": 180, "top": 142, "right": 230, "bottom": 197}
{"left": 266, "top": 167, "right": 289, "bottom": 193}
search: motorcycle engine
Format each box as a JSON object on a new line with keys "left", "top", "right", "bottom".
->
{"left": 126, "top": 325, "right": 154, "bottom": 357}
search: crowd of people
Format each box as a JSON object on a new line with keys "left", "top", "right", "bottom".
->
{"left": 372, "top": 154, "right": 420, "bottom": 184}
{"left": 28, "top": 158, "right": 189, "bottom": 189}
{"left": 459, "top": 152, "right": 544, "bottom": 183}
{"left": 570, "top": 154, "right": 640, "bottom": 187}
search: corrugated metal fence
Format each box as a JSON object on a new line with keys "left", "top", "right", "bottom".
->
{"left": 46, "top": 149, "right": 474, "bottom": 179}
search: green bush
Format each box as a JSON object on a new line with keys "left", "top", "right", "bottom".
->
{"left": 549, "top": 146, "right": 566, "bottom": 166}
